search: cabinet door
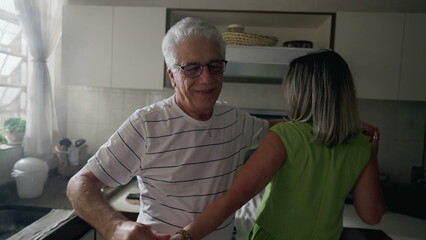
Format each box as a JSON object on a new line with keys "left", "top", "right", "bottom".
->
{"left": 62, "top": 5, "right": 113, "bottom": 87}
{"left": 399, "top": 13, "right": 426, "bottom": 101}
{"left": 96, "top": 231, "right": 105, "bottom": 240}
{"left": 79, "top": 229, "right": 95, "bottom": 240}
{"left": 112, "top": 7, "right": 166, "bottom": 90}
{"left": 335, "top": 12, "right": 405, "bottom": 100}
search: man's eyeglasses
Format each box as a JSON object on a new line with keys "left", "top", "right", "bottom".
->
{"left": 177, "top": 60, "right": 228, "bottom": 78}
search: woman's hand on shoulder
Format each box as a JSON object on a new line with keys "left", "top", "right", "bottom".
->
{"left": 361, "top": 122, "right": 379, "bottom": 142}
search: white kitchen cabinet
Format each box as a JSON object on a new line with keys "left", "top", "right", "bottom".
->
{"left": 111, "top": 7, "right": 165, "bottom": 89}
{"left": 62, "top": 5, "right": 166, "bottom": 90}
{"left": 399, "top": 13, "right": 426, "bottom": 101}
{"left": 62, "top": 5, "right": 112, "bottom": 88}
{"left": 335, "top": 12, "right": 405, "bottom": 100}
{"left": 96, "top": 231, "right": 105, "bottom": 240}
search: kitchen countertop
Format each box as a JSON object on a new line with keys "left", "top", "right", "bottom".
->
{"left": 344, "top": 205, "right": 426, "bottom": 240}
{"left": 0, "top": 174, "right": 122, "bottom": 209}
{"left": 108, "top": 179, "right": 139, "bottom": 213}
{"left": 4, "top": 176, "right": 426, "bottom": 240}
{"left": 108, "top": 180, "right": 426, "bottom": 240}
{"left": 0, "top": 175, "right": 72, "bottom": 209}
{"left": 0, "top": 173, "right": 124, "bottom": 239}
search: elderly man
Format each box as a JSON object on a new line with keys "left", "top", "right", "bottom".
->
{"left": 67, "top": 17, "right": 283, "bottom": 240}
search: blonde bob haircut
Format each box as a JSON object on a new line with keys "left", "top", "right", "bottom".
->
{"left": 284, "top": 50, "right": 361, "bottom": 147}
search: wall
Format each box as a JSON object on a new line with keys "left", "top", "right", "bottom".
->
{"left": 64, "top": 81, "right": 288, "bottom": 153}
{"left": 59, "top": 0, "right": 426, "bottom": 184}
{"left": 64, "top": 85, "right": 426, "bottom": 184}
{"left": 357, "top": 100, "right": 426, "bottom": 183}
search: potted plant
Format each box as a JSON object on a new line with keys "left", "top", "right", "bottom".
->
{"left": 4, "top": 117, "right": 26, "bottom": 144}
{"left": 0, "top": 133, "right": 7, "bottom": 144}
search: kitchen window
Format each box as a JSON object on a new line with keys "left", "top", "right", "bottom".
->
{"left": 0, "top": 0, "right": 27, "bottom": 137}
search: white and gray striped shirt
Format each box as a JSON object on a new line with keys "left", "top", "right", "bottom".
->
{"left": 88, "top": 95, "right": 268, "bottom": 239}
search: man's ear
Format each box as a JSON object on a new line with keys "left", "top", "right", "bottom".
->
{"left": 168, "top": 69, "right": 176, "bottom": 88}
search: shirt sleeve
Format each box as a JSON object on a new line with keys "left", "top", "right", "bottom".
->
{"left": 88, "top": 110, "right": 147, "bottom": 187}
{"left": 239, "top": 109, "right": 268, "bottom": 150}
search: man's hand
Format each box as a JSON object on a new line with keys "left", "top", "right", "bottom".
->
{"left": 108, "top": 220, "right": 170, "bottom": 240}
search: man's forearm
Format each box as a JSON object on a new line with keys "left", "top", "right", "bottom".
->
{"left": 67, "top": 167, "right": 128, "bottom": 239}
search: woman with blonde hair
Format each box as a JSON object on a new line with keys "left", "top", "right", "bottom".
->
{"left": 171, "top": 50, "right": 384, "bottom": 240}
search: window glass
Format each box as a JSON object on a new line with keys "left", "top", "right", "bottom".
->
{"left": 0, "top": 0, "right": 27, "bottom": 138}
{"left": 0, "top": 19, "right": 21, "bottom": 45}
{"left": 0, "top": 0, "right": 18, "bottom": 15}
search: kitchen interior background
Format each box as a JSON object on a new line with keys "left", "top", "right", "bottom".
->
{"left": 1, "top": 0, "right": 426, "bottom": 187}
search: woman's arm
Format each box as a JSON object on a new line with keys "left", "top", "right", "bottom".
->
{"left": 173, "top": 131, "right": 286, "bottom": 240}
{"left": 352, "top": 131, "right": 385, "bottom": 225}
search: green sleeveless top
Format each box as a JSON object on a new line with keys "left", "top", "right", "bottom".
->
{"left": 253, "top": 122, "right": 371, "bottom": 240}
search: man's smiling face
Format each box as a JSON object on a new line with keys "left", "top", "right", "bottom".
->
{"left": 169, "top": 36, "right": 224, "bottom": 121}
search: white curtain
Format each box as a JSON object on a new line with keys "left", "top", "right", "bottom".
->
{"left": 14, "top": 0, "right": 61, "bottom": 157}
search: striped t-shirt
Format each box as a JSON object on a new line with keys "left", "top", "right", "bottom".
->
{"left": 88, "top": 95, "right": 268, "bottom": 239}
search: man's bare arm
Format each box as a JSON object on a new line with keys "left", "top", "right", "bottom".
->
{"left": 66, "top": 164, "right": 169, "bottom": 240}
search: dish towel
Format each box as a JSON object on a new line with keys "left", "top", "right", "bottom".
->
{"left": 10, "top": 209, "right": 76, "bottom": 240}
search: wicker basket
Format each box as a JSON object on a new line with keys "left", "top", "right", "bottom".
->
{"left": 54, "top": 144, "right": 88, "bottom": 178}
{"left": 222, "top": 32, "right": 278, "bottom": 46}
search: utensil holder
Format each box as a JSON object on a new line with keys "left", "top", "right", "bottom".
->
{"left": 54, "top": 144, "right": 88, "bottom": 178}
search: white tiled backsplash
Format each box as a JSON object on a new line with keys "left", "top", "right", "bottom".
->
{"left": 357, "top": 100, "right": 426, "bottom": 183}
{"left": 65, "top": 85, "right": 426, "bottom": 184}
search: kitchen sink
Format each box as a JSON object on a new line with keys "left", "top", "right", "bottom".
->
{"left": 0, "top": 205, "right": 51, "bottom": 240}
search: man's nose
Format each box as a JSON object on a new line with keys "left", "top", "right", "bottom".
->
{"left": 197, "top": 67, "right": 215, "bottom": 83}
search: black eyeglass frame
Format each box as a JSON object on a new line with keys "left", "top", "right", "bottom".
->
{"left": 176, "top": 60, "right": 228, "bottom": 78}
